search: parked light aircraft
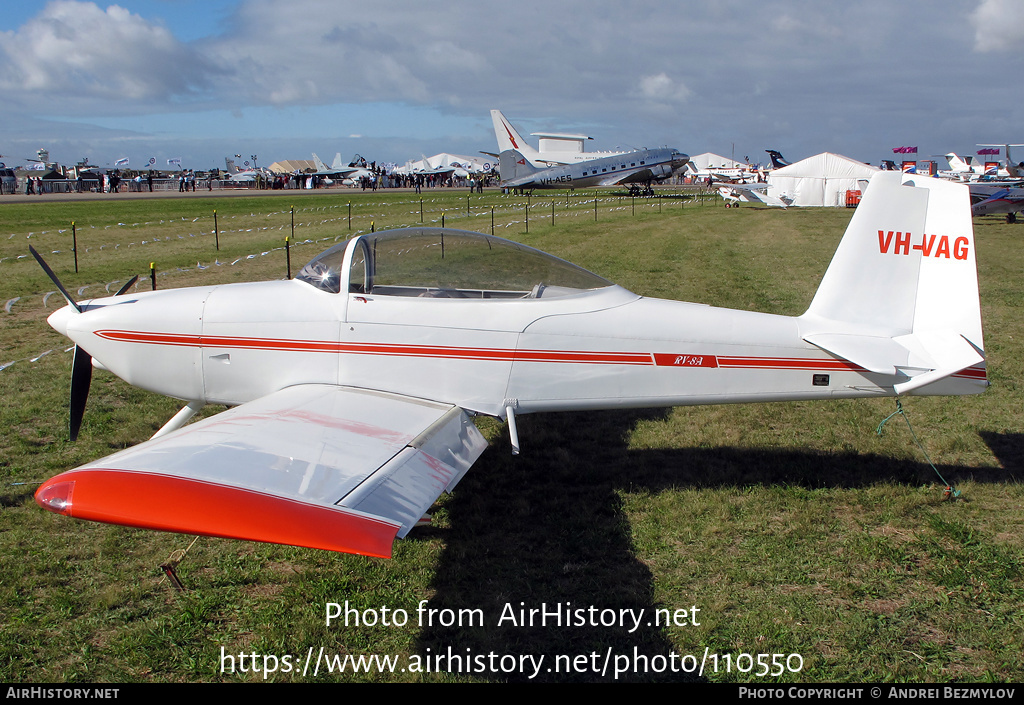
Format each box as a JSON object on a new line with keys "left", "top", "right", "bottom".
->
{"left": 685, "top": 153, "right": 760, "bottom": 184}
{"left": 499, "top": 147, "right": 688, "bottom": 190}
{"left": 32, "top": 173, "right": 985, "bottom": 558}
{"left": 491, "top": 110, "right": 628, "bottom": 166}
{"left": 970, "top": 184, "right": 1024, "bottom": 222}
{"left": 717, "top": 183, "right": 792, "bottom": 208}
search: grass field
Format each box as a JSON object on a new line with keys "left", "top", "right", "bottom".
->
{"left": 1, "top": 188, "right": 1021, "bottom": 683}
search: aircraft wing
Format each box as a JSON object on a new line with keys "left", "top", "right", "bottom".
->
{"left": 722, "top": 183, "right": 789, "bottom": 208}
{"left": 741, "top": 186, "right": 790, "bottom": 208}
{"left": 35, "top": 385, "right": 488, "bottom": 557}
{"left": 598, "top": 168, "right": 660, "bottom": 187}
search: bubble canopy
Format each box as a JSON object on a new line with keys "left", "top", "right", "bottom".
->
{"left": 296, "top": 228, "right": 613, "bottom": 299}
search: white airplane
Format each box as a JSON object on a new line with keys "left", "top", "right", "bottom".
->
{"left": 499, "top": 147, "right": 688, "bottom": 190}
{"left": 685, "top": 153, "right": 760, "bottom": 184}
{"left": 940, "top": 148, "right": 1024, "bottom": 182}
{"left": 976, "top": 144, "right": 1024, "bottom": 179}
{"left": 32, "top": 173, "right": 986, "bottom": 559}
{"left": 394, "top": 154, "right": 490, "bottom": 178}
{"left": 970, "top": 184, "right": 1024, "bottom": 222}
{"left": 491, "top": 110, "right": 628, "bottom": 166}
{"left": 222, "top": 158, "right": 271, "bottom": 183}
{"left": 717, "top": 183, "right": 792, "bottom": 208}
{"left": 311, "top": 152, "right": 373, "bottom": 185}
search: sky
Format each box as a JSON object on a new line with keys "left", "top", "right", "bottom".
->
{"left": 1, "top": 0, "right": 1023, "bottom": 171}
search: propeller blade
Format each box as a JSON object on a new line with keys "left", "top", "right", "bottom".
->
{"left": 69, "top": 345, "right": 93, "bottom": 441}
{"left": 114, "top": 275, "right": 139, "bottom": 296}
{"left": 29, "top": 246, "right": 80, "bottom": 313}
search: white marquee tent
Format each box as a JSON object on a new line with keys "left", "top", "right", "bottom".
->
{"left": 767, "top": 152, "right": 879, "bottom": 207}
{"left": 688, "top": 152, "right": 747, "bottom": 171}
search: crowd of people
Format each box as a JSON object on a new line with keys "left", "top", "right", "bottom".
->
{"left": 9, "top": 161, "right": 502, "bottom": 195}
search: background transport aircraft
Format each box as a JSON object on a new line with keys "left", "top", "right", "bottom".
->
{"left": 765, "top": 150, "right": 791, "bottom": 169}
{"left": 977, "top": 144, "right": 1024, "bottom": 179}
{"left": 31, "top": 173, "right": 985, "bottom": 559}
{"left": 499, "top": 147, "right": 688, "bottom": 190}
{"left": 940, "top": 147, "right": 1024, "bottom": 182}
{"left": 490, "top": 110, "right": 629, "bottom": 166}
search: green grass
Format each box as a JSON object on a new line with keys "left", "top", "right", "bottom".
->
{"left": 1, "top": 189, "right": 1021, "bottom": 682}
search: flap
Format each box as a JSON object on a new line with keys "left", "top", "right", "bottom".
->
{"left": 35, "top": 385, "right": 488, "bottom": 557}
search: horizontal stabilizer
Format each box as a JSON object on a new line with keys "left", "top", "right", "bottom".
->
{"left": 805, "top": 328, "right": 984, "bottom": 393}
{"left": 891, "top": 329, "right": 984, "bottom": 394}
{"left": 803, "top": 333, "right": 910, "bottom": 374}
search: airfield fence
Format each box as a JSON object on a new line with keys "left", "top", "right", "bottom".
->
{"left": 3, "top": 187, "right": 718, "bottom": 373}
{"left": 1, "top": 188, "right": 713, "bottom": 315}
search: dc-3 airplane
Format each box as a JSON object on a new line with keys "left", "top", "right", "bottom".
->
{"left": 33, "top": 172, "right": 986, "bottom": 559}
{"left": 499, "top": 147, "right": 688, "bottom": 190}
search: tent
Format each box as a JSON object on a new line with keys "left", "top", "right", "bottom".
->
{"left": 688, "top": 152, "right": 746, "bottom": 171}
{"left": 767, "top": 153, "right": 879, "bottom": 207}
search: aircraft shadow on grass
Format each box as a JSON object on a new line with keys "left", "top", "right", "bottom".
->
{"left": 412, "top": 408, "right": 1020, "bottom": 683}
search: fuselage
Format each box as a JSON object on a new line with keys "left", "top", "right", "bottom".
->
{"left": 50, "top": 279, "right": 982, "bottom": 423}
{"left": 47, "top": 225, "right": 986, "bottom": 426}
{"left": 501, "top": 148, "right": 688, "bottom": 190}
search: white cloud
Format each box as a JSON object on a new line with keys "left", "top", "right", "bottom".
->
{"left": 638, "top": 73, "right": 691, "bottom": 104}
{"left": 971, "top": 0, "right": 1024, "bottom": 52}
{"left": 0, "top": 1, "right": 210, "bottom": 104}
{"left": 0, "top": 1, "right": 1018, "bottom": 169}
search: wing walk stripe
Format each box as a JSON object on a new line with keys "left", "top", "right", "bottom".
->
{"left": 92, "top": 330, "right": 986, "bottom": 379}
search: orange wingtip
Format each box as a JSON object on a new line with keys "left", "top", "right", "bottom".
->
{"left": 35, "top": 469, "right": 399, "bottom": 558}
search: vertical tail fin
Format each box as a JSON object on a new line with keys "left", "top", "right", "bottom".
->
{"left": 491, "top": 110, "right": 540, "bottom": 160}
{"left": 499, "top": 149, "right": 541, "bottom": 183}
{"left": 765, "top": 149, "right": 790, "bottom": 169}
{"left": 800, "top": 172, "right": 985, "bottom": 394}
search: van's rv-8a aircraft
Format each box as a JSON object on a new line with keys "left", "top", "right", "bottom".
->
{"left": 499, "top": 147, "right": 688, "bottom": 191}
{"left": 33, "top": 172, "right": 986, "bottom": 559}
